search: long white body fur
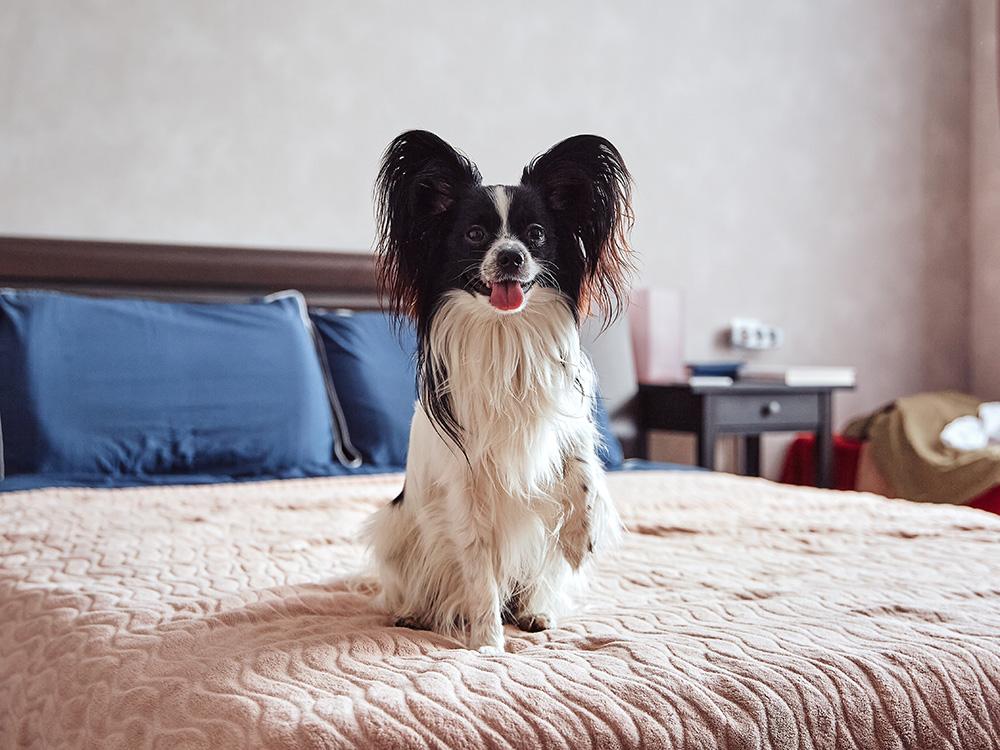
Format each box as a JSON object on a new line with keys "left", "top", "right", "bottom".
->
{"left": 366, "top": 287, "right": 621, "bottom": 650}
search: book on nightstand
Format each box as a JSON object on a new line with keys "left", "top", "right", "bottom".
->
{"left": 740, "top": 365, "right": 856, "bottom": 387}
{"left": 687, "top": 375, "right": 734, "bottom": 387}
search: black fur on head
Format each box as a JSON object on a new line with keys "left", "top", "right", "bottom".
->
{"left": 374, "top": 130, "right": 483, "bottom": 326}
{"left": 373, "top": 130, "right": 633, "bottom": 447}
{"left": 520, "top": 135, "right": 635, "bottom": 324}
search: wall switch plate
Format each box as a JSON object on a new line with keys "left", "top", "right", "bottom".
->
{"left": 729, "top": 318, "right": 784, "bottom": 350}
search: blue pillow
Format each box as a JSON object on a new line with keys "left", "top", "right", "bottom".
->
{"left": 0, "top": 290, "right": 339, "bottom": 477}
{"left": 311, "top": 311, "right": 417, "bottom": 467}
{"left": 311, "top": 310, "right": 624, "bottom": 470}
{"left": 593, "top": 393, "right": 625, "bottom": 469}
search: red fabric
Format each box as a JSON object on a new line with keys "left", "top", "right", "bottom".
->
{"left": 968, "top": 487, "right": 1000, "bottom": 514}
{"left": 780, "top": 433, "right": 1000, "bottom": 515}
{"left": 778, "top": 433, "right": 861, "bottom": 491}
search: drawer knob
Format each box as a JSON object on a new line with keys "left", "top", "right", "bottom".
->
{"left": 763, "top": 400, "right": 782, "bottom": 417}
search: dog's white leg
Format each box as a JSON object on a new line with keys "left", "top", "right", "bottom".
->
{"left": 442, "top": 480, "right": 505, "bottom": 651}
{"left": 556, "top": 447, "right": 619, "bottom": 570}
{"left": 557, "top": 454, "right": 594, "bottom": 570}
{"left": 460, "top": 540, "right": 505, "bottom": 651}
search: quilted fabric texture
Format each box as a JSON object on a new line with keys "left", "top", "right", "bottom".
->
{"left": 2, "top": 472, "right": 1000, "bottom": 749}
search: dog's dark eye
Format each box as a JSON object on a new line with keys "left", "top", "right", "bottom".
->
{"left": 466, "top": 226, "right": 486, "bottom": 243}
{"left": 527, "top": 224, "right": 545, "bottom": 244}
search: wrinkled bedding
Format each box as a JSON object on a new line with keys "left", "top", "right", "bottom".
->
{"left": 2, "top": 472, "right": 999, "bottom": 749}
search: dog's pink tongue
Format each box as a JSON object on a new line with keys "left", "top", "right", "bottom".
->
{"left": 489, "top": 281, "right": 524, "bottom": 311}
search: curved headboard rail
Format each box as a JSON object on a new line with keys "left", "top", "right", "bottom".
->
{"left": 0, "top": 235, "right": 380, "bottom": 309}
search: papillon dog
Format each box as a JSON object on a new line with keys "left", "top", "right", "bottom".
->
{"left": 366, "top": 130, "right": 633, "bottom": 651}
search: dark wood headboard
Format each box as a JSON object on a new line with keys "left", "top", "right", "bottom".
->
{"left": 0, "top": 235, "right": 380, "bottom": 308}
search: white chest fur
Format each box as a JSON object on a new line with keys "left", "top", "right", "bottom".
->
{"left": 420, "top": 287, "right": 596, "bottom": 499}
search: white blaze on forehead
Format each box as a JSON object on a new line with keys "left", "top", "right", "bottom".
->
{"left": 491, "top": 186, "right": 511, "bottom": 235}
{"left": 481, "top": 184, "right": 539, "bottom": 287}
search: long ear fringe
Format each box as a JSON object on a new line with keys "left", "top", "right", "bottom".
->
{"left": 373, "top": 130, "right": 481, "bottom": 322}
{"left": 582, "top": 138, "right": 634, "bottom": 329}
{"left": 522, "top": 136, "right": 635, "bottom": 329}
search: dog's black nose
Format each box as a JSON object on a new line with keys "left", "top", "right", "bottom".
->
{"left": 496, "top": 248, "right": 525, "bottom": 271}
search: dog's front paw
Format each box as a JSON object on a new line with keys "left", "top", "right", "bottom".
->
{"left": 467, "top": 622, "right": 505, "bottom": 652}
{"left": 515, "top": 612, "right": 555, "bottom": 633}
{"left": 469, "top": 634, "right": 505, "bottom": 652}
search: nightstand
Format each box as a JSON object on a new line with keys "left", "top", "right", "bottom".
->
{"left": 638, "top": 382, "right": 854, "bottom": 487}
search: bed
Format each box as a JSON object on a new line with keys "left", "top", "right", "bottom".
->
{"left": 2, "top": 237, "right": 1000, "bottom": 749}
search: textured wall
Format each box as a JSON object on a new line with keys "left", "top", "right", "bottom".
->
{"left": 0, "top": 1, "right": 973, "bottom": 474}
{"left": 971, "top": 0, "right": 1000, "bottom": 400}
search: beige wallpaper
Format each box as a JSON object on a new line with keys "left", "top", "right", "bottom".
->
{"left": 972, "top": 0, "right": 1000, "bottom": 401}
{"left": 0, "top": 1, "right": 976, "bottom": 476}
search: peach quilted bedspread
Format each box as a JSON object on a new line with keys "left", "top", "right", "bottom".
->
{"left": 2, "top": 472, "right": 1000, "bottom": 749}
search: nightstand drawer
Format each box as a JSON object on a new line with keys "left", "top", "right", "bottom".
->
{"left": 713, "top": 393, "right": 819, "bottom": 429}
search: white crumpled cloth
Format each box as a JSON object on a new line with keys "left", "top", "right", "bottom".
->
{"left": 941, "top": 402, "right": 1000, "bottom": 451}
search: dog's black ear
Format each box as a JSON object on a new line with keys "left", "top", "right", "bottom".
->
{"left": 521, "top": 135, "right": 634, "bottom": 323}
{"left": 375, "top": 130, "right": 481, "bottom": 319}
